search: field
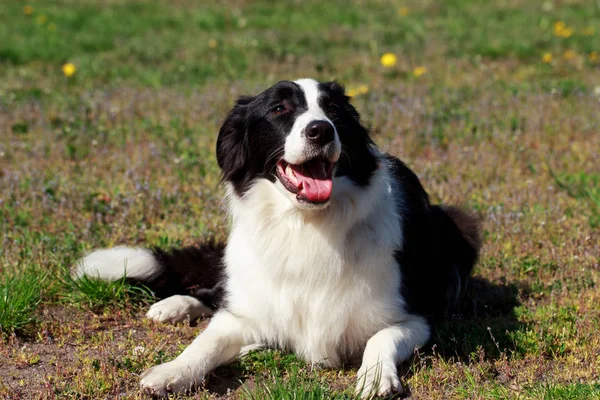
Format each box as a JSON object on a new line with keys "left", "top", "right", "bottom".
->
{"left": 1, "top": 0, "right": 600, "bottom": 398}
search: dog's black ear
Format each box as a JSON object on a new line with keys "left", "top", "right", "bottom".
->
{"left": 324, "top": 81, "right": 346, "bottom": 96}
{"left": 216, "top": 96, "right": 255, "bottom": 183}
{"left": 322, "top": 81, "right": 361, "bottom": 122}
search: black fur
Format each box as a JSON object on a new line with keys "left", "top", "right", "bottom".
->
{"left": 216, "top": 82, "right": 307, "bottom": 196}
{"left": 385, "top": 155, "right": 481, "bottom": 319}
{"left": 126, "top": 240, "right": 226, "bottom": 311}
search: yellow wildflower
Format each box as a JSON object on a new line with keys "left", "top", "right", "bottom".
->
{"left": 48, "top": 23, "right": 57, "bottom": 32}
{"left": 582, "top": 27, "right": 595, "bottom": 36}
{"left": 398, "top": 7, "right": 410, "bottom": 17}
{"left": 553, "top": 21, "right": 573, "bottom": 38}
{"left": 413, "top": 66, "right": 427, "bottom": 77}
{"left": 208, "top": 38, "right": 217, "bottom": 48}
{"left": 23, "top": 5, "right": 34, "bottom": 15}
{"left": 346, "top": 84, "right": 369, "bottom": 98}
{"left": 589, "top": 52, "right": 599, "bottom": 62}
{"left": 357, "top": 84, "right": 369, "bottom": 95}
{"left": 62, "top": 63, "right": 76, "bottom": 77}
{"left": 36, "top": 15, "right": 47, "bottom": 25}
{"left": 542, "top": 52, "right": 553, "bottom": 63}
{"left": 380, "top": 52, "right": 397, "bottom": 68}
{"left": 553, "top": 21, "right": 565, "bottom": 34}
{"left": 563, "top": 50, "right": 576, "bottom": 60}
{"left": 561, "top": 27, "right": 573, "bottom": 37}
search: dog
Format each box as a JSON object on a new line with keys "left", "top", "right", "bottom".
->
{"left": 73, "top": 78, "right": 481, "bottom": 398}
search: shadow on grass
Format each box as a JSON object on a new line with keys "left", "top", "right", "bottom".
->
{"left": 429, "top": 276, "right": 528, "bottom": 361}
{"left": 204, "top": 366, "right": 245, "bottom": 396}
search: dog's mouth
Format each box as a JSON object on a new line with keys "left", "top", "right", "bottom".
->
{"left": 276, "top": 159, "right": 335, "bottom": 204}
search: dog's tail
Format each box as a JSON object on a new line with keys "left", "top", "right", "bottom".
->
{"left": 431, "top": 205, "right": 482, "bottom": 308}
{"left": 71, "top": 239, "right": 226, "bottom": 310}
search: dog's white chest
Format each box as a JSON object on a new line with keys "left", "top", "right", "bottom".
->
{"left": 223, "top": 168, "right": 404, "bottom": 366}
{"left": 225, "top": 210, "right": 403, "bottom": 366}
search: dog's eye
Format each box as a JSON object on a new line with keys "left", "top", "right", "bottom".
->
{"left": 271, "top": 105, "right": 287, "bottom": 115}
{"left": 326, "top": 103, "right": 338, "bottom": 116}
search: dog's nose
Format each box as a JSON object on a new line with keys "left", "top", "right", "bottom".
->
{"left": 305, "top": 120, "right": 334, "bottom": 145}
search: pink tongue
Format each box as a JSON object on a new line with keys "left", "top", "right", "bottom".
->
{"left": 292, "top": 161, "right": 333, "bottom": 203}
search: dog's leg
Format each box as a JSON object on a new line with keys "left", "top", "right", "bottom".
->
{"left": 146, "top": 295, "right": 213, "bottom": 323}
{"left": 355, "top": 316, "right": 430, "bottom": 399}
{"left": 140, "top": 310, "right": 251, "bottom": 396}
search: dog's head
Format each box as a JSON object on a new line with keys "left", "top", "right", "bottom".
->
{"left": 216, "top": 79, "right": 377, "bottom": 210}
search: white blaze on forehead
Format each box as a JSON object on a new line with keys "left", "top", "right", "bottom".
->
{"left": 283, "top": 78, "right": 341, "bottom": 165}
{"left": 294, "top": 78, "right": 322, "bottom": 112}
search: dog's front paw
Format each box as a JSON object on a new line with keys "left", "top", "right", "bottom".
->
{"left": 140, "top": 361, "right": 203, "bottom": 397}
{"left": 355, "top": 361, "right": 402, "bottom": 399}
{"left": 146, "top": 295, "right": 212, "bottom": 323}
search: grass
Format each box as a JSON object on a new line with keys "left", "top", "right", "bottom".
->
{"left": 1, "top": 0, "right": 599, "bottom": 398}
{"left": 524, "top": 383, "right": 600, "bottom": 399}
{"left": 0, "top": 267, "right": 47, "bottom": 336}
{"left": 238, "top": 351, "right": 360, "bottom": 400}
{"left": 60, "top": 273, "right": 153, "bottom": 312}
{"left": 550, "top": 170, "right": 600, "bottom": 228}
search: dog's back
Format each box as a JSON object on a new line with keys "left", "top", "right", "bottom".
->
{"left": 387, "top": 155, "right": 482, "bottom": 320}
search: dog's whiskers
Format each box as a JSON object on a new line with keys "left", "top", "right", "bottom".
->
{"left": 264, "top": 146, "right": 285, "bottom": 169}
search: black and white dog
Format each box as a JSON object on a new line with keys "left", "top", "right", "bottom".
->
{"left": 73, "top": 79, "right": 481, "bottom": 398}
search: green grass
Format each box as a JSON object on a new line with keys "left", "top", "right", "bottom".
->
{"left": 524, "top": 383, "right": 600, "bottom": 400}
{"left": 1, "top": 0, "right": 599, "bottom": 90}
{"left": 1, "top": 0, "right": 599, "bottom": 398}
{"left": 457, "top": 379, "right": 600, "bottom": 400}
{"left": 0, "top": 267, "right": 47, "bottom": 336}
{"left": 551, "top": 170, "right": 600, "bottom": 228}
{"left": 237, "top": 351, "right": 358, "bottom": 400}
{"left": 60, "top": 273, "right": 152, "bottom": 312}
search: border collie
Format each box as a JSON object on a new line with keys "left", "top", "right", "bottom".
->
{"left": 73, "top": 79, "right": 481, "bottom": 398}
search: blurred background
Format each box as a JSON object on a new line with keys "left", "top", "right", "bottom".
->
{"left": 2, "top": 1, "right": 599, "bottom": 93}
{"left": 1, "top": 1, "right": 599, "bottom": 399}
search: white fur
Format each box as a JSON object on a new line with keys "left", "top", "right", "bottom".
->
{"left": 140, "top": 311, "right": 255, "bottom": 396}
{"left": 140, "top": 154, "right": 431, "bottom": 397}
{"left": 284, "top": 78, "right": 341, "bottom": 165}
{"left": 72, "top": 246, "right": 159, "bottom": 280}
{"left": 355, "top": 319, "right": 429, "bottom": 398}
{"left": 146, "top": 295, "right": 213, "bottom": 323}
